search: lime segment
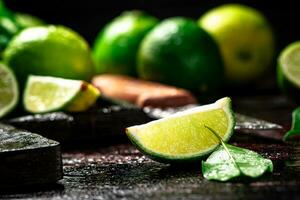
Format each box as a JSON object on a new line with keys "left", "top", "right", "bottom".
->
{"left": 24, "top": 75, "right": 100, "bottom": 113}
{"left": 0, "top": 63, "right": 19, "bottom": 118}
{"left": 126, "top": 97, "right": 235, "bottom": 163}
{"left": 278, "top": 41, "right": 300, "bottom": 88}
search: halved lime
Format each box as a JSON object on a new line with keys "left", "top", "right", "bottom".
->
{"left": 24, "top": 75, "right": 100, "bottom": 113}
{"left": 0, "top": 62, "right": 19, "bottom": 118}
{"left": 277, "top": 41, "right": 300, "bottom": 101}
{"left": 126, "top": 97, "right": 235, "bottom": 163}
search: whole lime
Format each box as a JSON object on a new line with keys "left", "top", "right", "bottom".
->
{"left": 3, "top": 25, "right": 95, "bottom": 86}
{"left": 93, "top": 10, "right": 158, "bottom": 76}
{"left": 137, "top": 17, "right": 224, "bottom": 94}
{"left": 199, "top": 4, "right": 275, "bottom": 84}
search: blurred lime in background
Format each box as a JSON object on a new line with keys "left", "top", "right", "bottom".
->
{"left": 0, "top": 0, "right": 45, "bottom": 56}
{"left": 93, "top": 10, "right": 158, "bottom": 76}
{"left": 3, "top": 25, "right": 95, "bottom": 87}
{"left": 277, "top": 41, "right": 300, "bottom": 102}
{"left": 199, "top": 4, "right": 275, "bottom": 84}
{"left": 14, "top": 13, "right": 44, "bottom": 29}
{"left": 0, "top": 0, "right": 20, "bottom": 55}
{"left": 137, "top": 17, "right": 224, "bottom": 95}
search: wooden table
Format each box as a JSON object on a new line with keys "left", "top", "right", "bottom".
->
{"left": 1, "top": 95, "right": 300, "bottom": 199}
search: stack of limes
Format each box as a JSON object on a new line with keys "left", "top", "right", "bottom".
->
{"left": 92, "top": 5, "right": 276, "bottom": 96}
{"left": 92, "top": 11, "right": 224, "bottom": 96}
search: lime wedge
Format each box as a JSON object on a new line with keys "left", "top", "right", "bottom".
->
{"left": 0, "top": 63, "right": 19, "bottom": 118}
{"left": 24, "top": 75, "right": 100, "bottom": 113}
{"left": 126, "top": 97, "right": 235, "bottom": 163}
{"left": 278, "top": 42, "right": 300, "bottom": 100}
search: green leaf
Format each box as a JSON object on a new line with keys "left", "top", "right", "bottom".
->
{"left": 202, "top": 126, "right": 273, "bottom": 181}
{"left": 283, "top": 107, "right": 300, "bottom": 141}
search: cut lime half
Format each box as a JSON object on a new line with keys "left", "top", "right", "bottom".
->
{"left": 0, "top": 63, "right": 19, "bottom": 118}
{"left": 24, "top": 75, "right": 100, "bottom": 113}
{"left": 277, "top": 41, "right": 300, "bottom": 101}
{"left": 126, "top": 97, "right": 235, "bottom": 163}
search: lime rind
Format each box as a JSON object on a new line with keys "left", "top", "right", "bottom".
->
{"left": 279, "top": 41, "right": 300, "bottom": 88}
{"left": 0, "top": 63, "right": 19, "bottom": 118}
{"left": 126, "top": 97, "right": 235, "bottom": 163}
{"left": 23, "top": 75, "right": 82, "bottom": 113}
{"left": 66, "top": 82, "right": 100, "bottom": 112}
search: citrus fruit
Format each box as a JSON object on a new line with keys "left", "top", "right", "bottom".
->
{"left": 277, "top": 41, "right": 300, "bottom": 101}
{"left": 0, "top": 62, "right": 19, "bottom": 118}
{"left": 137, "top": 17, "right": 224, "bottom": 95}
{"left": 15, "top": 13, "right": 44, "bottom": 29}
{"left": 126, "top": 97, "right": 235, "bottom": 163}
{"left": 24, "top": 75, "right": 100, "bottom": 113}
{"left": 3, "top": 25, "right": 95, "bottom": 86}
{"left": 199, "top": 4, "right": 275, "bottom": 84}
{"left": 0, "top": 1, "right": 20, "bottom": 54}
{"left": 93, "top": 10, "right": 158, "bottom": 76}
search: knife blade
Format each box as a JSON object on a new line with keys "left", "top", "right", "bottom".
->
{"left": 143, "top": 104, "right": 285, "bottom": 141}
{"left": 4, "top": 103, "right": 285, "bottom": 143}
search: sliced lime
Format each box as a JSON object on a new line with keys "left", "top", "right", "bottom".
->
{"left": 24, "top": 75, "right": 100, "bottom": 113}
{"left": 0, "top": 62, "right": 19, "bottom": 118}
{"left": 126, "top": 97, "right": 235, "bottom": 163}
{"left": 277, "top": 41, "right": 300, "bottom": 101}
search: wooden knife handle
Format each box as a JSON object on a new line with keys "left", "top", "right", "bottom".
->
{"left": 92, "top": 74, "right": 197, "bottom": 108}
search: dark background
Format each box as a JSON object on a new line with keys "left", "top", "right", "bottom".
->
{"left": 5, "top": 0, "right": 299, "bottom": 50}
{"left": 4, "top": 0, "right": 300, "bottom": 94}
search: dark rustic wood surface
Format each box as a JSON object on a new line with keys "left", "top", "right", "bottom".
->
{"left": 1, "top": 95, "right": 300, "bottom": 199}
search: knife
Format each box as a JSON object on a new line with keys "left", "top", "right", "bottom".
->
{"left": 143, "top": 104, "right": 285, "bottom": 141}
{"left": 3, "top": 102, "right": 285, "bottom": 144}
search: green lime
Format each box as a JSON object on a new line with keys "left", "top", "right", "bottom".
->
{"left": 277, "top": 41, "right": 300, "bottom": 101}
{"left": 15, "top": 13, "right": 44, "bottom": 29}
{"left": 24, "top": 75, "right": 100, "bottom": 113}
{"left": 3, "top": 25, "right": 95, "bottom": 86}
{"left": 0, "top": 62, "right": 19, "bottom": 118}
{"left": 137, "top": 17, "right": 224, "bottom": 95}
{"left": 93, "top": 10, "right": 158, "bottom": 76}
{"left": 0, "top": 1, "right": 20, "bottom": 55}
{"left": 199, "top": 4, "right": 275, "bottom": 84}
{"left": 126, "top": 97, "right": 235, "bottom": 163}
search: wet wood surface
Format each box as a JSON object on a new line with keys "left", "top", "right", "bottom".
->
{"left": 1, "top": 95, "right": 300, "bottom": 199}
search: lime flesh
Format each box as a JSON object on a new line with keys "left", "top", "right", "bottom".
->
{"left": 0, "top": 63, "right": 19, "bottom": 118}
{"left": 24, "top": 75, "right": 100, "bottom": 113}
{"left": 278, "top": 41, "right": 300, "bottom": 88}
{"left": 126, "top": 97, "right": 235, "bottom": 163}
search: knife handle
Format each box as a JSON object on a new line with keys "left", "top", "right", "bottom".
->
{"left": 92, "top": 74, "right": 197, "bottom": 108}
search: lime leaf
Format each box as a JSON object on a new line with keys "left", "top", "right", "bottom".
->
{"left": 202, "top": 127, "right": 273, "bottom": 181}
{"left": 283, "top": 107, "right": 300, "bottom": 141}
